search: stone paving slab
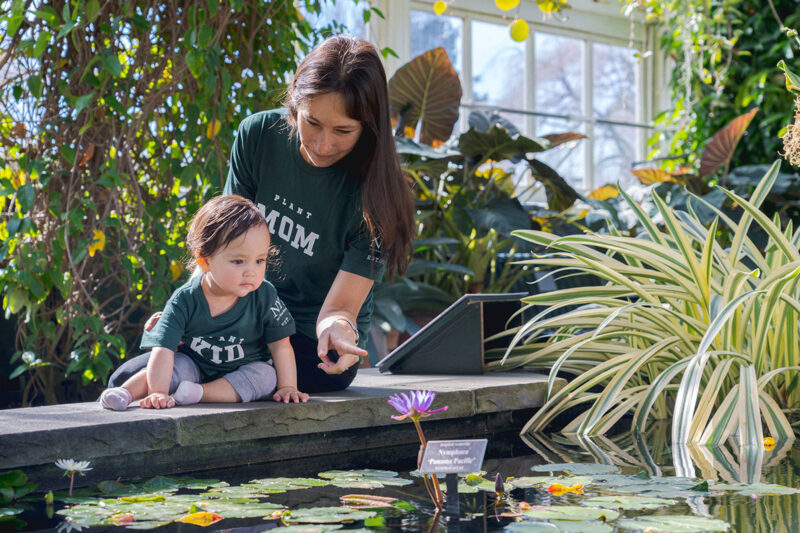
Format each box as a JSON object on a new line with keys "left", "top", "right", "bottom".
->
{"left": 0, "top": 369, "right": 560, "bottom": 488}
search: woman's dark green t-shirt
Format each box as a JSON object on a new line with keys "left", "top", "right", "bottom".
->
{"left": 223, "top": 111, "right": 385, "bottom": 344}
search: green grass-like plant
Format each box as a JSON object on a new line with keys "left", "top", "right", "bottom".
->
{"left": 491, "top": 161, "right": 800, "bottom": 446}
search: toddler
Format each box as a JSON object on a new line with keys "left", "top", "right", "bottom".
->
{"left": 99, "top": 194, "right": 308, "bottom": 409}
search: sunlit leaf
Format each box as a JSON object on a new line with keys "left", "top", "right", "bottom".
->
{"left": 631, "top": 168, "right": 679, "bottom": 185}
{"left": 778, "top": 60, "right": 800, "bottom": 93}
{"left": 587, "top": 185, "right": 619, "bottom": 200}
{"left": 388, "top": 47, "right": 462, "bottom": 145}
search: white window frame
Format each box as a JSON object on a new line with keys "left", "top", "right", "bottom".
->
{"left": 369, "top": 0, "right": 661, "bottom": 192}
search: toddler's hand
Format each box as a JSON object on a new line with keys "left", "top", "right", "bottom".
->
{"left": 140, "top": 392, "right": 175, "bottom": 409}
{"left": 273, "top": 387, "right": 309, "bottom": 404}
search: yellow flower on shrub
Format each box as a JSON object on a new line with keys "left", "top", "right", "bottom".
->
{"left": 206, "top": 119, "right": 222, "bottom": 139}
{"left": 169, "top": 260, "right": 183, "bottom": 281}
{"left": 764, "top": 437, "right": 776, "bottom": 451}
{"left": 87, "top": 229, "right": 105, "bottom": 257}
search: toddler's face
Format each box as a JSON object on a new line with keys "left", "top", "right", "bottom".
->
{"left": 203, "top": 224, "right": 270, "bottom": 298}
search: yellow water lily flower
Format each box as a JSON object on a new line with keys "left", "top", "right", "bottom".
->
{"left": 87, "top": 229, "right": 105, "bottom": 257}
{"left": 177, "top": 511, "right": 223, "bottom": 526}
{"left": 547, "top": 483, "right": 584, "bottom": 496}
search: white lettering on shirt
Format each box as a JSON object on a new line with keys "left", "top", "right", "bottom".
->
{"left": 262, "top": 208, "right": 320, "bottom": 257}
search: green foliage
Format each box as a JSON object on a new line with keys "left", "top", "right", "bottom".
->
{"left": 497, "top": 161, "right": 800, "bottom": 444}
{"left": 627, "top": 0, "right": 800, "bottom": 175}
{"left": 0, "top": 470, "right": 38, "bottom": 505}
{"left": 0, "top": 0, "right": 334, "bottom": 404}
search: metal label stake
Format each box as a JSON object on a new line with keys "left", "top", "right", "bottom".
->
{"left": 419, "top": 439, "right": 488, "bottom": 531}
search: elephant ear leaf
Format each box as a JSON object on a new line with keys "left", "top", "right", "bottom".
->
{"left": 699, "top": 107, "right": 758, "bottom": 178}
{"left": 458, "top": 125, "right": 548, "bottom": 162}
{"left": 529, "top": 159, "right": 580, "bottom": 211}
{"left": 389, "top": 47, "right": 462, "bottom": 146}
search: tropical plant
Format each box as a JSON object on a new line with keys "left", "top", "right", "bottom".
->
{"left": 490, "top": 161, "right": 800, "bottom": 446}
{"left": 388, "top": 47, "right": 584, "bottom": 295}
{"left": 624, "top": 0, "right": 800, "bottom": 175}
{"left": 0, "top": 0, "right": 339, "bottom": 405}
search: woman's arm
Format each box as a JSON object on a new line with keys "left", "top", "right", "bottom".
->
{"left": 141, "top": 346, "right": 175, "bottom": 409}
{"left": 269, "top": 337, "right": 309, "bottom": 403}
{"left": 316, "top": 270, "right": 373, "bottom": 375}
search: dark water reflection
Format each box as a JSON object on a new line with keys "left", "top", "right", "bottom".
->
{"left": 16, "top": 425, "right": 800, "bottom": 532}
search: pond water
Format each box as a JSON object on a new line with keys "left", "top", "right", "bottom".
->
{"left": 6, "top": 426, "right": 800, "bottom": 532}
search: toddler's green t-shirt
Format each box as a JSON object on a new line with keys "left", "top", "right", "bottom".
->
{"left": 141, "top": 274, "right": 295, "bottom": 380}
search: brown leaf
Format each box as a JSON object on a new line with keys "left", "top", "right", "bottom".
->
{"left": 78, "top": 144, "right": 95, "bottom": 167}
{"left": 541, "top": 132, "right": 586, "bottom": 149}
{"left": 699, "top": 107, "right": 758, "bottom": 178}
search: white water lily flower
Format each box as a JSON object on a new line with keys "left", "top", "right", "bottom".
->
{"left": 55, "top": 459, "right": 93, "bottom": 475}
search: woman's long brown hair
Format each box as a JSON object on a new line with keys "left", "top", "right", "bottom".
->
{"left": 284, "top": 35, "right": 414, "bottom": 278}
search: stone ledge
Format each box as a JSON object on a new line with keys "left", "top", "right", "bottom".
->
{"left": 0, "top": 369, "right": 561, "bottom": 487}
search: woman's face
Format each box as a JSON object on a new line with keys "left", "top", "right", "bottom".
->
{"left": 296, "top": 92, "right": 363, "bottom": 167}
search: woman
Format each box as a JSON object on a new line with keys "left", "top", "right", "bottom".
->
{"left": 110, "top": 35, "right": 414, "bottom": 394}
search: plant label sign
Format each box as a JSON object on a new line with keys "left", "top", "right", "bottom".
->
{"left": 419, "top": 439, "right": 488, "bottom": 474}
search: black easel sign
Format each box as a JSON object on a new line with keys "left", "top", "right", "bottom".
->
{"left": 419, "top": 439, "right": 488, "bottom": 474}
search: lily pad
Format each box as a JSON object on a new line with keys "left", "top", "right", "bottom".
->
{"left": 509, "top": 476, "right": 592, "bottom": 489}
{"left": 202, "top": 486, "right": 273, "bottom": 499}
{"left": 0, "top": 507, "right": 23, "bottom": 518}
{"left": 531, "top": 464, "right": 619, "bottom": 475}
{"left": 507, "top": 521, "right": 613, "bottom": 532}
{"left": 616, "top": 515, "right": 730, "bottom": 532}
{"left": 141, "top": 476, "right": 181, "bottom": 491}
{"left": 246, "top": 477, "right": 329, "bottom": 492}
{"left": 125, "top": 520, "right": 173, "bottom": 530}
{"left": 277, "top": 526, "right": 344, "bottom": 533}
{"left": 318, "top": 470, "right": 412, "bottom": 488}
{"left": 284, "top": 506, "right": 378, "bottom": 524}
{"left": 582, "top": 495, "right": 675, "bottom": 510}
{"left": 521, "top": 506, "right": 619, "bottom": 522}
{"left": 709, "top": 482, "right": 800, "bottom": 496}
{"left": 199, "top": 500, "right": 283, "bottom": 518}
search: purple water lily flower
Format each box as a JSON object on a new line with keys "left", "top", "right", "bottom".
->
{"left": 387, "top": 390, "right": 448, "bottom": 421}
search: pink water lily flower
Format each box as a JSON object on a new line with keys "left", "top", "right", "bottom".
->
{"left": 387, "top": 390, "right": 448, "bottom": 421}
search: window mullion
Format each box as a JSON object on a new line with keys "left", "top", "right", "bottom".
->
{"left": 584, "top": 39, "right": 593, "bottom": 191}
{"left": 527, "top": 25, "right": 536, "bottom": 138}
{"left": 462, "top": 15, "right": 473, "bottom": 135}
